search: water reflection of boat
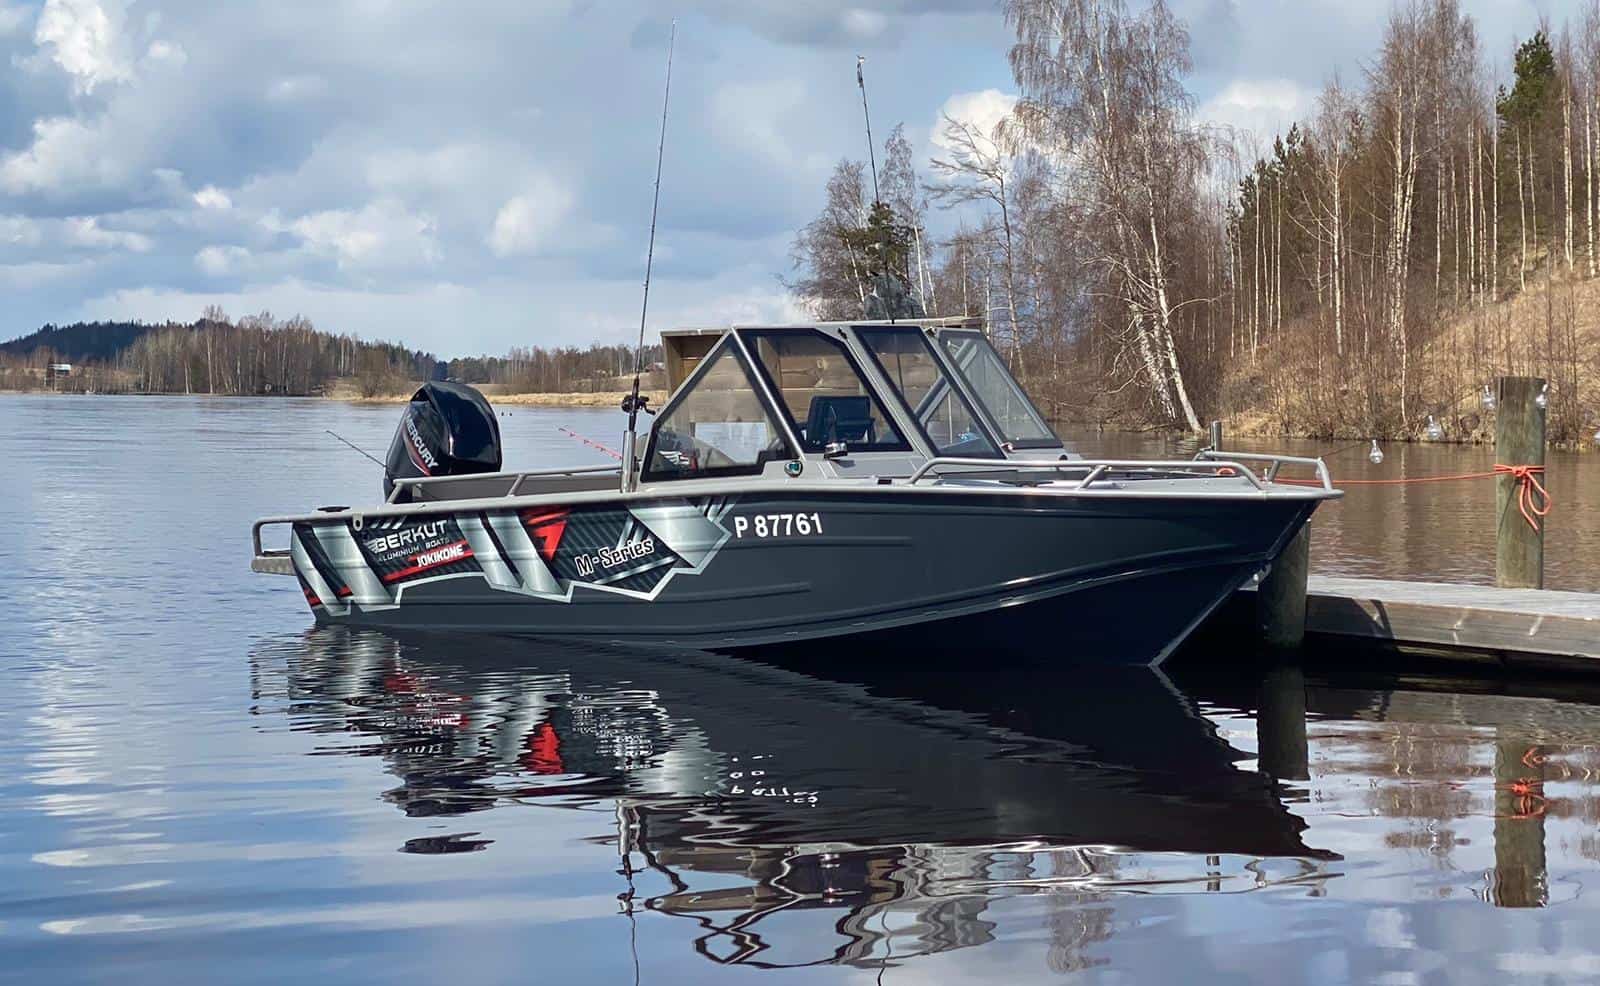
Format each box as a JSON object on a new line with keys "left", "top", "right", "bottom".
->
{"left": 257, "top": 629, "right": 1334, "bottom": 968}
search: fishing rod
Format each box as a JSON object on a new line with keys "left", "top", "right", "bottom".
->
{"left": 325, "top": 429, "right": 384, "bottom": 467}
{"left": 620, "top": 19, "right": 676, "bottom": 494}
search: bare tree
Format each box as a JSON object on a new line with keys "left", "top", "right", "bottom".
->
{"left": 928, "top": 113, "right": 1026, "bottom": 370}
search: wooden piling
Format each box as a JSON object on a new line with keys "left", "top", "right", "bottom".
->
{"left": 1258, "top": 523, "right": 1312, "bottom": 650}
{"left": 1495, "top": 376, "right": 1545, "bottom": 590}
{"left": 1207, "top": 419, "right": 1223, "bottom": 451}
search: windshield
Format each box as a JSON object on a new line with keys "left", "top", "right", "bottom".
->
{"left": 744, "top": 330, "right": 911, "bottom": 453}
{"left": 939, "top": 332, "right": 1057, "bottom": 447}
{"left": 857, "top": 327, "right": 1001, "bottom": 458}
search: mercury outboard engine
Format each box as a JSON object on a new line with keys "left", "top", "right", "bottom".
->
{"left": 383, "top": 382, "right": 502, "bottom": 502}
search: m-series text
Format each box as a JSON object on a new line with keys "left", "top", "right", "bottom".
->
{"left": 574, "top": 537, "right": 658, "bottom": 578}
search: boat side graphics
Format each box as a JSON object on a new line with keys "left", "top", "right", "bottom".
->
{"left": 288, "top": 487, "right": 1314, "bottom": 665}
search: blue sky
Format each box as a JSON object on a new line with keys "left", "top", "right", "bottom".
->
{"left": 0, "top": 0, "right": 1555, "bottom": 357}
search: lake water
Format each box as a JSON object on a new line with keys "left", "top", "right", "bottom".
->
{"left": 6, "top": 394, "right": 1600, "bottom": 983}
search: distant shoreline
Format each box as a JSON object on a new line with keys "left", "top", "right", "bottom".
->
{"left": 343, "top": 389, "right": 667, "bottom": 408}
{"left": 0, "top": 387, "right": 667, "bottom": 409}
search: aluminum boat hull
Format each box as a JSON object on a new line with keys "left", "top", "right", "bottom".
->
{"left": 287, "top": 487, "right": 1315, "bottom": 666}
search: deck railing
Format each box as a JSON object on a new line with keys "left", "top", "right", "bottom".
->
{"left": 906, "top": 450, "right": 1333, "bottom": 492}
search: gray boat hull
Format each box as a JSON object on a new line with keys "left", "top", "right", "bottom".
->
{"left": 290, "top": 488, "right": 1314, "bottom": 666}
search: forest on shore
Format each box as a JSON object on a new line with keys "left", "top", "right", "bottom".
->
{"left": 0, "top": 308, "right": 658, "bottom": 398}
{"left": 788, "top": 0, "right": 1600, "bottom": 442}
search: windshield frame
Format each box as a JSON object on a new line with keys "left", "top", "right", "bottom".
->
{"left": 640, "top": 335, "right": 798, "bottom": 483}
{"left": 855, "top": 326, "right": 1004, "bottom": 460}
{"left": 937, "top": 330, "right": 1060, "bottom": 450}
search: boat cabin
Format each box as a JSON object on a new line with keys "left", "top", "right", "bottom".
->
{"left": 389, "top": 319, "right": 1067, "bottom": 503}
{"left": 647, "top": 318, "right": 1066, "bottom": 484}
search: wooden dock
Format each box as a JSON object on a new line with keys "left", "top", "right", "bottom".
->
{"left": 1290, "top": 576, "right": 1600, "bottom": 668}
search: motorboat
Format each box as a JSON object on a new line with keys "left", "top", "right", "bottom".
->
{"left": 250, "top": 318, "right": 1340, "bottom": 665}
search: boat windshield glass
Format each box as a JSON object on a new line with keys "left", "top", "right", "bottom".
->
{"left": 857, "top": 327, "right": 1001, "bottom": 458}
{"left": 939, "top": 331, "right": 1057, "bottom": 447}
{"left": 643, "top": 341, "right": 793, "bottom": 480}
{"left": 745, "top": 330, "right": 910, "bottom": 453}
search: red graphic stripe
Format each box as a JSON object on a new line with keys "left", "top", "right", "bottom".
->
{"left": 381, "top": 540, "right": 474, "bottom": 583}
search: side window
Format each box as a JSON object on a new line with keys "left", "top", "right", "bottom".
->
{"left": 859, "top": 328, "right": 1000, "bottom": 458}
{"left": 746, "top": 331, "right": 910, "bottom": 452}
{"left": 643, "top": 342, "right": 791, "bottom": 479}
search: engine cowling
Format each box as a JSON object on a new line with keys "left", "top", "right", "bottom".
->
{"left": 383, "top": 382, "right": 502, "bottom": 502}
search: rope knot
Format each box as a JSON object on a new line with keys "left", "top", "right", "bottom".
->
{"left": 1493, "top": 463, "right": 1552, "bottom": 532}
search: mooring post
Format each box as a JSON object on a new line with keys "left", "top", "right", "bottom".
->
{"left": 1495, "top": 376, "right": 1546, "bottom": 590}
{"left": 1258, "top": 522, "right": 1311, "bottom": 650}
{"left": 1208, "top": 419, "right": 1223, "bottom": 451}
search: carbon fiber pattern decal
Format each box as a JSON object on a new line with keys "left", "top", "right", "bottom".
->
{"left": 288, "top": 496, "right": 734, "bottom": 610}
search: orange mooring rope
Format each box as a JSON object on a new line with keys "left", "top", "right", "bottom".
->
{"left": 1494, "top": 464, "right": 1552, "bottom": 532}
{"left": 1272, "top": 463, "right": 1552, "bottom": 531}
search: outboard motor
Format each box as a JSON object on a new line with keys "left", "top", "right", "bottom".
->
{"left": 383, "top": 382, "right": 502, "bottom": 502}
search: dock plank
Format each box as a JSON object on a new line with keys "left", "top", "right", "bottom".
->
{"left": 1302, "top": 576, "right": 1600, "bottom": 663}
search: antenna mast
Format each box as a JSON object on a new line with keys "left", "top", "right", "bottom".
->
{"left": 857, "top": 56, "right": 880, "bottom": 204}
{"left": 620, "top": 20, "right": 676, "bottom": 493}
{"left": 856, "top": 55, "right": 894, "bottom": 323}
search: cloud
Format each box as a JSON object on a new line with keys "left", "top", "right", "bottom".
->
{"left": 142, "top": 38, "right": 185, "bottom": 68}
{"left": 32, "top": 0, "right": 135, "bottom": 93}
{"left": 488, "top": 178, "right": 575, "bottom": 258}
{"left": 932, "top": 88, "right": 1016, "bottom": 151}
{"left": 840, "top": 9, "right": 888, "bottom": 40}
{"left": 689, "top": 0, "right": 991, "bottom": 47}
{"left": 194, "top": 244, "right": 250, "bottom": 277}
{"left": 192, "top": 186, "right": 231, "bottom": 211}
{"left": 62, "top": 216, "right": 152, "bottom": 252}
{"left": 266, "top": 74, "right": 328, "bottom": 104}
{"left": 0, "top": 215, "right": 42, "bottom": 247}
{"left": 0, "top": 213, "right": 157, "bottom": 254}
{"left": 0, "top": 260, "right": 92, "bottom": 290}
{"left": 278, "top": 199, "right": 441, "bottom": 271}
{"left": 710, "top": 79, "right": 830, "bottom": 176}
{"left": 1197, "top": 79, "right": 1315, "bottom": 142}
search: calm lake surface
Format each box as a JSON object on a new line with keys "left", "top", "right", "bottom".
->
{"left": 6, "top": 394, "right": 1600, "bottom": 983}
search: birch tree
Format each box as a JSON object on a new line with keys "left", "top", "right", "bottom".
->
{"left": 1004, "top": 0, "right": 1206, "bottom": 431}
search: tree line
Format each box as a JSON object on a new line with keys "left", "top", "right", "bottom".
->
{"left": 789, "top": 0, "right": 1600, "bottom": 441}
{"left": 0, "top": 309, "right": 661, "bottom": 398}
